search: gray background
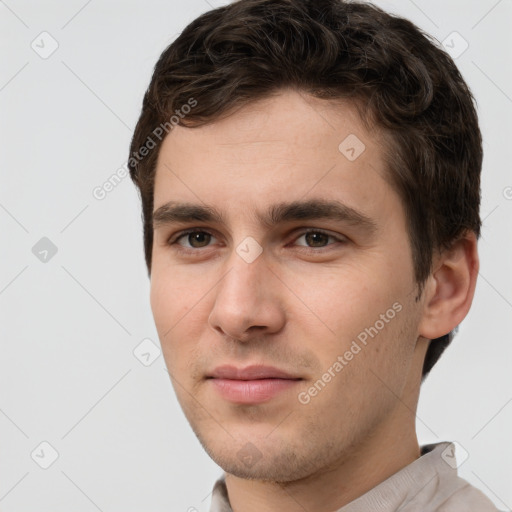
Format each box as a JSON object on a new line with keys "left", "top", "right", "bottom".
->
{"left": 1, "top": 0, "right": 511, "bottom": 510}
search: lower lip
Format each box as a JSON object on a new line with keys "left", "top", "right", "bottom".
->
{"left": 209, "top": 378, "right": 301, "bottom": 404}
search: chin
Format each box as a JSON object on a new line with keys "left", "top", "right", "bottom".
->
{"left": 198, "top": 433, "right": 329, "bottom": 483}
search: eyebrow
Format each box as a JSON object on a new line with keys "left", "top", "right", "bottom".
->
{"left": 152, "top": 198, "right": 378, "bottom": 235}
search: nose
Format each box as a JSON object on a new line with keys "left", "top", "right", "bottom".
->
{"left": 208, "top": 247, "right": 286, "bottom": 342}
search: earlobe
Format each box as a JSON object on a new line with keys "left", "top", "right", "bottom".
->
{"left": 418, "top": 232, "right": 479, "bottom": 340}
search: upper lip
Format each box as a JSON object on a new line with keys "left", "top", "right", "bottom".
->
{"left": 207, "top": 365, "right": 301, "bottom": 380}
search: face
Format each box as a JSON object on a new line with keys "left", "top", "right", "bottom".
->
{"left": 150, "top": 90, "right": 427, "bottom": 482}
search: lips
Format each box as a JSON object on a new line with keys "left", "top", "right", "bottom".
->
{"left": 207, "top": 364, "right": 300, "bottom": 380}
{"left": 207, "top": 365, "right": 302, "bottom": 404}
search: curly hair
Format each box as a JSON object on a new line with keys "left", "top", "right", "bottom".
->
{"left": 128, "top": 0, "right": 482, "bottom": 379}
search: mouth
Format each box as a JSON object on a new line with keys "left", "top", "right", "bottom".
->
{"left": 206, "top": 365, "right": 303, "bottom": 404}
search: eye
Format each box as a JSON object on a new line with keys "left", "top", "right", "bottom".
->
{"left": 167, "top": 227, "right": 345, "bottom": 254}
{"left": 170, "top": 230, "right": 217, "bottom": 250}
{"left": 293, "top": 229, "right": 344, "bottom": 249}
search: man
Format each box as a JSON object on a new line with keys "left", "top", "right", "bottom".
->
{"left": 128, "top": 0, "right": 500, "bottom": 510}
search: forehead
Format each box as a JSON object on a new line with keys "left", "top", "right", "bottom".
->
{"left": 153, "top": 90, "right": 397, "bottom": 227}
{"left": 157, "top": 90, "right": 378, "bottom": 163}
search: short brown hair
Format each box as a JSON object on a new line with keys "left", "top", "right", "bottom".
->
{"left": 128, "top": 0, "right": 483, "bottom": 379}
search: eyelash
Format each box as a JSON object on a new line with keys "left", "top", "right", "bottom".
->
{"left": 167, "top": 228, "right": 346, "bottom": 255}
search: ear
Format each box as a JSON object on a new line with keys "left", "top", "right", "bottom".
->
{"left": 418, "top": 231, "right": 479, "bottom": 339}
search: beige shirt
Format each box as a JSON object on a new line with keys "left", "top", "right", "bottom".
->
{"left": 209, "top": 441, "right": 501, "bottom": 511}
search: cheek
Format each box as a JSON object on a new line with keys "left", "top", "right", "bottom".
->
{"left": 301, "top": 299, "right": 418, "bottom": 426}
{"left": 280, "top": 260, "right": 406, "bottom": 341}
{"left": 150, "top": 273, "right": 173, "bottom": 332}
{"left": 150, "top": 271, "right": 196, "bottom": 345}
{"left": 150, "top": 268, "right": 213, "bottom": 375}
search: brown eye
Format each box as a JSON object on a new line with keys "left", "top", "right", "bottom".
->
{"left": 172, "top": 230, "right": 216, "bottom": 249}
{"left": 187, "top": 232, "right": 211, "bottom": 248}
{"left": 295, "top": 230, "right": 340, "bottom": 249}
{"left": 304, "top": 231, "right": 330, "bottom": 247}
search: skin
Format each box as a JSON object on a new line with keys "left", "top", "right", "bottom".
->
{"left": 149, "top": 89, "right": 479, "bottom": 512}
